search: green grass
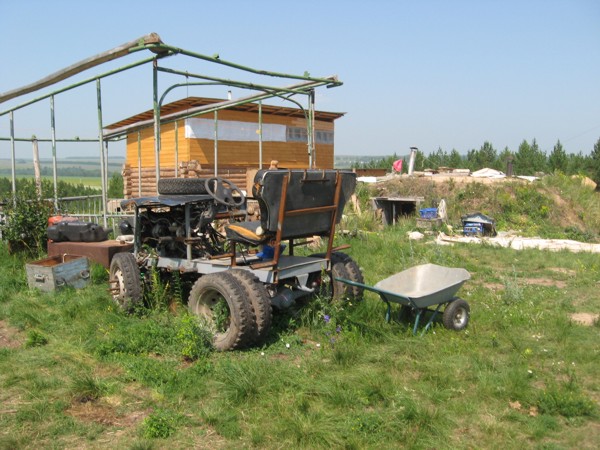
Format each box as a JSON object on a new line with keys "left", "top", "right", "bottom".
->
{"left": 0, "top": 223, "right": 599, "bottom": 448}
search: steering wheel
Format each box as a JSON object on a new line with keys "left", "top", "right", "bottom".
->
{"left": 204, "top": 177, "right": 245, "bottom": 207}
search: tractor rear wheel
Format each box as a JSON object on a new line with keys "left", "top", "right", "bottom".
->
{"left": 310, "top": 252, "right": 364, "bottom": 301}
{"left": 228, "top": 269, "right": 272, "bottom": 345}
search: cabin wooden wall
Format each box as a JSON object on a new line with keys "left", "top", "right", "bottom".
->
{"left": 124, "top": 111, "right": 335, "bottom": 170}
{"left": 186, "top": 140, "right": 333, "bottom": 169}
{"left": 125, "top": 120, "right": 189, "bottom": 169}
{"left": 122, "top": 108, "right": 336, "bottom": 197}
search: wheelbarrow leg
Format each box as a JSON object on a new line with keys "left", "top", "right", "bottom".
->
{"left": 378, "top": 294, "right": 392, "bottom": 323}
{"left": 413, "top": 310, "right": 422, "bottom": 335}
{"left": 420, "top": 303, "right": 444, "bottom": 336}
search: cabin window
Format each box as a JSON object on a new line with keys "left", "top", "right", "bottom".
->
{"left": 287, "top": 127, "right": 333, "bottom": 144}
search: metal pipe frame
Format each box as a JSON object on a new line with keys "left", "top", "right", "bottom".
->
{"left": 50, "top": 95, "right": 58, "bottom": 208}
{"left": 0, "top": 33, "right": 341, "bottom": 222}
{"left": 96, "top": 79, "right": 108, "bottom": 227}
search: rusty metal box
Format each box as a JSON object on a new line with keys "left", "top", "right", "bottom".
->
{"left": 47, "top": 240, "right": 134, "bottom": 268}
{"left": 26, "top": 255, "right": 90, "bottom": 292}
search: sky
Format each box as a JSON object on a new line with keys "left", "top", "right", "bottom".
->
{"left": 1, "top": 0, "right": 599, "bottom": 160}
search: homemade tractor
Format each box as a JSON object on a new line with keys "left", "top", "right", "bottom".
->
{"left": 109, "top": 169, "right": 364, "bottom": 350}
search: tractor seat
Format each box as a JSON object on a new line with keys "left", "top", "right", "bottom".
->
{"left": 224, "top": 221, "right": 270, "bottom": 246}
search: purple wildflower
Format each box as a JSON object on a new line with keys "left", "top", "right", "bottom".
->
{"left": 336, "top": 325, "right": 342, "bottom": 333}
{"left": 324, "top": 315, "right": 330, "bottom": 323}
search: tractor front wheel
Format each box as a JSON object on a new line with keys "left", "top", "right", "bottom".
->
{"left": 188, "top": 272, "right": 255, "bottom": 351}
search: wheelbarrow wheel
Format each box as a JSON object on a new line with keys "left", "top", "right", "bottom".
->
{"left": 443, "top": 298, "right": 470, "bottom": 331}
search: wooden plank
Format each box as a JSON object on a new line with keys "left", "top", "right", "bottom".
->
{"left": 0, "top": 33, "right": 163, "bottom": 104}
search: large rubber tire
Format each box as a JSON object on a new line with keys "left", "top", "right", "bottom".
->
{"left": 157, "top": 178, "right": 208, "bottom": 195}
{"left": 228, "top": 269, "right": 272, "bottom": 345}
{"left": 188, "top": 272, "right": 255, "bottom": 351}
{"left": 333, "top": 253, "right": 364, "bottom": 300}
{"left": 109, "top": 253, "right": 142, "bottom": 311}
{"left": 309, "top": 255, "right": 350, "bottom": 302}
{"left": 442, "top": 298, "right": 470, "bottom": 331}
{"left": 311, "top": 252, "right": 364, "bottom": 300}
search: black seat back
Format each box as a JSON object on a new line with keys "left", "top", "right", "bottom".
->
{"left": 252, "top": 170, "right": 356, "bottom": 239}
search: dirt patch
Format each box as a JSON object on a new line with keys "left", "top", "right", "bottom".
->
{"left": 66, "top": 400, "right": 151, "bottom": 427}
{"left": 483, "top": 282, "right": 505, "bottom": 291}
{"left": 548, "top": 267, "right": 577, "bottom": 276}
{"left": 570, "top": 313, "right": 599, "bottom": 326}
{"left": 0, "top": 320, "right": 22, "bottom": 349}
{"left": 481, "top": 277, "right": 566, "bottom": 291}
{"left": 546, "top": 190, "right": 584, "bottom": 229}
{"left": 525, "top": 278, "right": 567, "bottom": 289}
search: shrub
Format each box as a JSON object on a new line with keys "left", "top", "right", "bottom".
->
{"left": 176, "top": 314, "right": 213, "bottom": 360}
{"left": 141, "top": 409, "right": 181, "bottom": 439}
{"left": 25, "top": 329, "right": 49, "bottom": 348}
{"left": 1, "top": 196, "right": 53, "bottom": 254}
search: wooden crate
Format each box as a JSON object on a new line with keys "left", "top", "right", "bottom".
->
{"left": 26, "top": 255, "right": 90, "bottom": 292}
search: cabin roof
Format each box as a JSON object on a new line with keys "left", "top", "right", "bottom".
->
{"left": 105, "top": 96, "right": 345, "bottom": 130}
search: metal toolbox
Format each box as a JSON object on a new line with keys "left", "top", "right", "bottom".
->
{"left": 26, "top": 255, "right": 90, "bottom": 292}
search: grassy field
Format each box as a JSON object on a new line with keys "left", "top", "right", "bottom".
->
{"left": 11, "top": 175, "right": 103, "bottom": 188}
{"left": 0, "top": 220, "right": 598, "bottom": 449}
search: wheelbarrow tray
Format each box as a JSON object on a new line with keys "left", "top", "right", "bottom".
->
{"left": 336, "top": 264, "right": 471, "bottom": 334}
{"left": 373, "top": 263, "right": 470, "bottom": 308}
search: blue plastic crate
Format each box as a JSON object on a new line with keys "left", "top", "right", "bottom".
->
{"left": 419, "top": 208, "right": 438, "bottom": 219}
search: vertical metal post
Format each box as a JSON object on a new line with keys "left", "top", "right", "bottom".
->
{"left": 153, "top": 59, "right": 161, "bottom": 192}
{"left": 137, "top": 131, "right": 142, "bottom": 196}
{"left": 258, "top": 101, "right": 263, "bottom": 169}
{"left": 50, "top": 95, "right": 58, "bottom": 208}
{"left": 32, "top": 137, "right": 42, "bottom": 199}
{"left": 104, "top": 140, "right": 109, "bottom": 197}
{"left": 9, "top": 112, "right": 16, "bottom": 197}
{"left": 213, "top": 111, "right": 218, "bottom": 176}
{"left": 174, "top": 119, "right": 179, "bottom": 177}
{"left": 185, "top": 203, "right": 192, "bottom": 260}
{"left": 96, "top": 79, "right": 108, "bottom": 227}
{"left": 308, "top": 90, "right": 315, "bottom": 168}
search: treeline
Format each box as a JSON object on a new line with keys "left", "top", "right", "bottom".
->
{"left": 353, "top": 138, "right": 600, "bottom": 183}
{"left": 0, "top": 178, "right": 100, "bottom": 200}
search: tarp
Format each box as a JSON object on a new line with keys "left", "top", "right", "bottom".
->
{"left": 436, "top": 233, "right": 600, "bottom": 254}
{"left": 471, "top": 168, "right": 506, "bottom": 178}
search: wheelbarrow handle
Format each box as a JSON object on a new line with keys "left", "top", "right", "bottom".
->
{"left": 335, "top": 277, "right": 413, "bottom": 304}
{"left": 334, "top": 277, "right": 380, "bottom": 294}
{"left": 335, "top": 277, "right": 417, "bottom": 323}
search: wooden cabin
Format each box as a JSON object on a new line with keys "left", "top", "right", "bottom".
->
{"left": 104, "top": 97, "right": 344, "bottom": 197}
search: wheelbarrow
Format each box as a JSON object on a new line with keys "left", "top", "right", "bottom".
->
{"left": 336, "top": 263, "right": 471, "bottom": 335}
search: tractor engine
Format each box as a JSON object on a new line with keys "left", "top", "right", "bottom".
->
{"left": 135, "top": 202, "right": 222, "bottom": 258}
